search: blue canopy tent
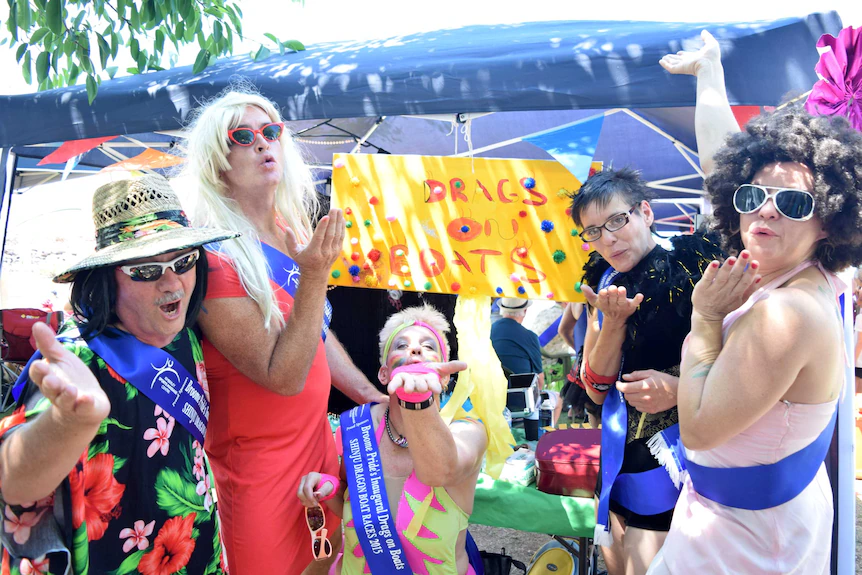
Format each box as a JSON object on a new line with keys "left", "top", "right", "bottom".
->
{"left": 0, "top": 12, "right": 842, "bottom": 231}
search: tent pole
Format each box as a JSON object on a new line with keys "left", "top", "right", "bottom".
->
{"left": 673, "top": 144, "right": 706, "bottom": 179}
{"left": 619, "top": 109, "right": 700, "bottom": 157}
{"left": 349, "top": 116, "right": 385, "bottom": 154}
{"left": 0, "top": 149, "right": 9, "bottom": 213}
{"left": 453, "top": 109, "right": 623, "bottom": 158}
{"left": 648, "top": 174, "right": 702, "bottom": 186}
{"left": 0, "top": 150, "right": 18, "bottom": 279}
{"left": 646, "top": 183, "right": 705, "bottom": 195}
{"left": 651, "top": 198, "right": 701, "bottom": 205}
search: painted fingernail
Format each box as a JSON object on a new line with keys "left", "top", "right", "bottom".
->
{"left": 750, "top": 262, "right": 759, "bottom": 269}
{"left": 741, "top": 252, "right": 749, "bottom": 259}
{"left": 710, "top": 261, "right": 719, "bottom": 268}
{"left": 755, "top": 277, "right": 762, "bottom": 283}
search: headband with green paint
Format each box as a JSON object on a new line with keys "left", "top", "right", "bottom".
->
{"left": 382, "top": 321, "right": 448, "bottom": 364}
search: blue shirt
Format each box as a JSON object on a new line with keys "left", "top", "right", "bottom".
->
{"left": 490, "top": 317, "right": 543, "bottom": 374}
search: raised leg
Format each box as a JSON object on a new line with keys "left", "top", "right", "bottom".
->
{"left": 660, "top": 30, "right": 740, "bottom": 176}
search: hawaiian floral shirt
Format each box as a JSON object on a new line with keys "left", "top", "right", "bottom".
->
{"left": 0, "top": 326, "right": 225, "bottom": 575}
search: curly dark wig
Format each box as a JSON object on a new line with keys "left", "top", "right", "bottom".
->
{"left": 706, "top": 106, "right": 862, "bottom": 272}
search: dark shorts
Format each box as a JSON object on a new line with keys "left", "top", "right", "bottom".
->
{"left": 594, "top": 437, "right": 675, "bottom": 532}
{"left": 855, "top": 367, "right": 862, "bottom": 379}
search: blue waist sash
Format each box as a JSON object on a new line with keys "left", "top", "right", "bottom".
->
{"left": 13, "top": 328, "right": 209, "bottom": 444}
{"left": 259, "top": 241, "right": 332, "bottom": 341}
{"left": 681, "top": 407, "right": 837, "bottom": 510}
{"left": 341, "top": 405, "right": 410, "bottom": 574}
{"left": 610, "top": 465, "right": 681, "bottom": 516}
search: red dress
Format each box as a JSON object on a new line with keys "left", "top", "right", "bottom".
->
{"left": 203, "top": 251, "right": 339, "bottom": 574}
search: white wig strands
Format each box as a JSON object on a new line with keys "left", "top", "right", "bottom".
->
{"left": 183, "top": 85, "right": 320, "bottom": 330}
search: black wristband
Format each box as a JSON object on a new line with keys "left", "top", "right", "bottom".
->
{"left": 397, "top": 395, "right": 435, "bottom": 411}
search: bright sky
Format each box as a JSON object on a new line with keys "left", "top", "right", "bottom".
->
{"left": 1, "top": 0, "right": 861, "bottom": 95}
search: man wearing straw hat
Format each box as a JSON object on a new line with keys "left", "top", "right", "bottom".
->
{"left": 0, "top": 175, "right": 237, "bottom": 574}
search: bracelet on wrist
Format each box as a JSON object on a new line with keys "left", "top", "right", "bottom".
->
{"left": 397, "top": 395, "right": 435, "bottom": 411}
{"left": 583, "top": 357, "right": 615, "bottom": 394}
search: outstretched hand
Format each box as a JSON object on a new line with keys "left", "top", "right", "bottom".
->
{"left": 581, "top": 284, "right": 643, "bottom": 327}
{"left": 284, "top": 208, "right": 345, "bottom": 281}
{"left": 692, "top": 251, "right": 761, "bottom": 322}
{"left": 28, "top": 322, "right": 110, "bottom": 426}
{"left": 659, "top": 29, "right": 721, "bottom": 77}
{"left": 386, "top": 361, "right": 468, "bottom": 396}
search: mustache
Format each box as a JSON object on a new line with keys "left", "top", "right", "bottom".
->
{"left": 155, "top": 289, "right": 185, "bottom": 306}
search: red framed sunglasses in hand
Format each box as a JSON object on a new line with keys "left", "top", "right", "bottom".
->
{"left": 305, "top": 504, "right": 333, "bottom": 561}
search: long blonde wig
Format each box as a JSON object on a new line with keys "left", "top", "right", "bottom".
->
{"left": 183, "top": 87, "right": 320, "bottom": 330}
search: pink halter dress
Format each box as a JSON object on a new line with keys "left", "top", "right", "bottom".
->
{"left": 647, "top": 260, "right": 844, "bottom": 575}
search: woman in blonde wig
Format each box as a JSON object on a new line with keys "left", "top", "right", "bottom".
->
{"left": 185, "top": 88, "right": 385, "bottom": 574}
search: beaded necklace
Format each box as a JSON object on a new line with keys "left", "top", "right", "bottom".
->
{"left": 384, "top": 407, "right": 409, "bottom": 448}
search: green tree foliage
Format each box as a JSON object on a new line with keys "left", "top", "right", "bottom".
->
{"left": 1, "top": 0, "right": 305, "bottom": 103}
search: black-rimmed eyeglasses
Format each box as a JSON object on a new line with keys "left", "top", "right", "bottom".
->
{"left": 578, "top": 206, "right": 638, "bottom": 243}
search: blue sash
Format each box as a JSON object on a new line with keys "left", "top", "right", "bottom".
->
{"left": 13, "top": 328, "right": 209, "bottom": 444}
{"left": 259, "top": 242, "right": 332, "bottom": 341}
{"left": 594, "top": 267, "right": 679, "bottom": 543}
{"left": 647, "top": 287, "right": 847, "bottom": 510}
{"left": 595, "top": 267, "right": 620, "bottom": 330}
{"left": 611, "top": 466, "right": 681, "bottom": 516}
{"left": 87, "top": 328, "right": 209, "bottom": 444}
{"left": 681, "top": 408, "right": 836, "bottom": 510}
{"left": 593, "top": 265, "right": 630, "bottom": 543}
{"left": 341, "top": 405, "right": 410, "bottom": 573}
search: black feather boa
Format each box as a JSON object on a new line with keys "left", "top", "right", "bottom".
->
{"left": 581, "top": 233, "right": 726, "bottom": 373}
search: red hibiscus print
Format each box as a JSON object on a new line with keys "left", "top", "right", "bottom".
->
{"left": 106, "top": 364, "right": 127, "bottom": 384}
{"left": 69, "top": 453, "right": 126, "bottom": 541}
{"left": 138, "top": 514, "right": 197, "bottom": 575}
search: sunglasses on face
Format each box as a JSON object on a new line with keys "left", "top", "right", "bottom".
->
{"left": 227, "top": 122, "right": 284, "bottom": 146}
{"left": 732, "top": 184, "right": 815, "bottom": 221}
{"left": 305, "top": 504, "right": 332, "bottom": 561}
{"left": 579, "top": 206, "right": 638, "bottom": 243}
{"left": 118, "top": 251, "right": 199, "bottom": 282}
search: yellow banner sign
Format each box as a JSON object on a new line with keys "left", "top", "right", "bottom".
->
{"left": 329, "top": 154, "right": 599, "bottom": 302}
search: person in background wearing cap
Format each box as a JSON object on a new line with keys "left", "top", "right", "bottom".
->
{"left": 491, "top": 298, "right": 563, "bottom": 427}
{"left": 0, "top": 176, "right": 237, "bottom": 574}
{"left": 491, "top": 298, "right": 543, "bottom": 379}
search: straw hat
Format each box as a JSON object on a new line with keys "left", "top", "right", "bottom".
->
{"left": 54, "top": 175, "right": 238, "bottom": 283}
{"left": 498, "top": 297, "right": 532, "bottom": 310}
